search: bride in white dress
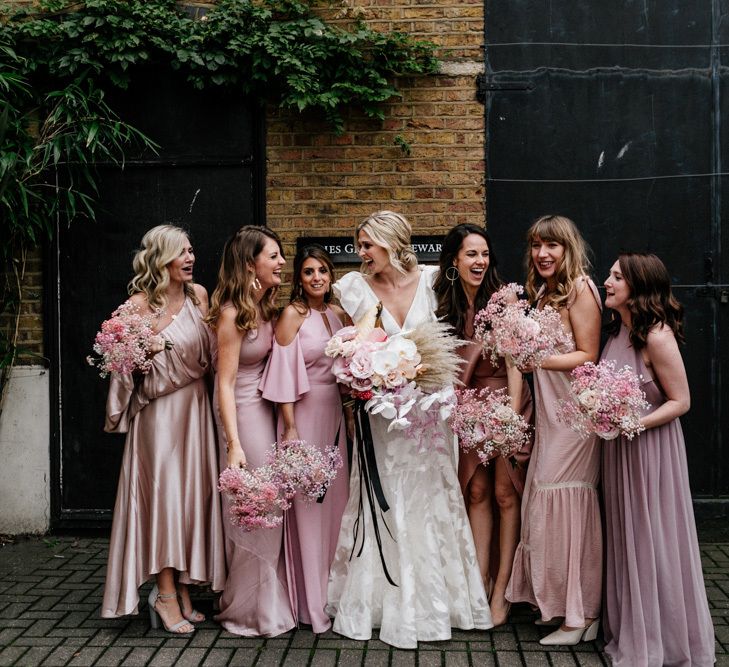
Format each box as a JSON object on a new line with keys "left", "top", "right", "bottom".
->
{"left": 326, "top": 211, "right": 492, "bottom": 649}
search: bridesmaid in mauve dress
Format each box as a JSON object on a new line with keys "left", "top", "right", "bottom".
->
{"left": 506, "top": 215, "right": 603, "bottom": 646}
{"left": 102, "top": 225, "right": 225, "bottom": 634}
{"left": 260, "top": 245, "right": 350, "bottom": 633}
{"left": 206, "top": 225, "right": 295, "bottom": 637}
{"left": 601, "top": 252, "right": 714, "bottom": 667}
{"left": 433, "top": 224, "right": 533, "bottom": 627}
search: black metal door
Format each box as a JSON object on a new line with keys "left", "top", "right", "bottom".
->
{"left": 481, "top": 2, "right": 728, "bottom": 503}
{"left": 49, "top": 69, "right": 265, "bottom": 527}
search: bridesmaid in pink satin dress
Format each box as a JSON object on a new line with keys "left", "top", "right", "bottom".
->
{"left": 260, "top": 245, "right": 350, "bottom": 633}
{"left": 433, "top": 224, "right": 533, "bottom": 628}
{"left": 206, "top": 226, "right": 295, "bottom": 636}
{"left": 102, "top": 225, "right": 225, "bottom": 635}
{"left": 506, "top": 215, "right": 603, "bottom": 646}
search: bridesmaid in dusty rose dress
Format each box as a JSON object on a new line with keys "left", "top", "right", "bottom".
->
{"left": 601, "top": 252, "right": 714, "bottom": 667}
{"left": 206, "top": 225, "right": 295, "bottom": 636}
{"left": 102, "top": 225, "right": 225, "bottom": 634}
{"left": 433, "top": 224, "right": 533, "bottom": 627}
{"left": 506, "top": 215, "right": 603, "bottom": 646}
{"left": 260, "top": 245, "right": 349, "bottom": 633}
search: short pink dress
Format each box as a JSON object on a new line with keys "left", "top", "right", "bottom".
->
{"left": 260, "top": 306, "right": 349, "bottom": 633}
{"left": 212, "top": 317, "right": 295, "bottom": 636}
{"left": 506, "top": 278, "right": 603, "bottom": 628}
{"left": 102, "top": 297, "right": 226, "bottom": 618}
{"left": 601, "top": 325, "right": 714, "bottom": 666}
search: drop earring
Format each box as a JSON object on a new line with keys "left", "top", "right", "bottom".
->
{"left": 445, "top": 266, "right": 460, "bottom": 284}
{"left": 252, "top": 277, "right": 262, "bottom": 291}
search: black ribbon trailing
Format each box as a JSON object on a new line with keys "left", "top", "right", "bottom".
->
{"left": 316, "top": 419, "right": 342, "bottom": 504}
{"left": 349, "top": 399, "right": 398, "bottom": 587}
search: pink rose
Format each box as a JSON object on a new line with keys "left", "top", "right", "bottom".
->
{"left": 350, "top": 348, "right": 374, "bottom": 379}
{"left": 365, "top": 328, "right": 388, "bottom": 343}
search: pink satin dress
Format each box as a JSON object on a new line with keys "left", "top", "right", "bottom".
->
{"left": 507, "top": 278, "right": 603, "bottom": 628}
{"left": 260, "top": 306, "right": 349, "bottom": 633}
{"left": 212, "top": 316, "right": 295, "bottom": 636}
{"left": 101, "top": 297, "right": 226, "bottom": 618}
{"left": 601, "top": 325, "right": 714, "bottom": 666}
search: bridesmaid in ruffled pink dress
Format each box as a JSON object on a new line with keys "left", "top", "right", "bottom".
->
{"left": 601, "top": 253, "right": 714, "bottom": 667}
{"left": 506, "top": 215, "right": 603, "bottom": 646}
{"left": 206, "top": 225, "right": 295, "bottom": 636}
{"left": 102, "top": 225, "right": 225, "bottom": 634}
{"left": 260, "top": 245, "right": 350, "bottom": 633}
{"left": 433, "top": 224, "right": 533, "bottom": 627}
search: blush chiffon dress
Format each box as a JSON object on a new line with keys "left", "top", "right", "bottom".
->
{"left": 260, "top": 306, "right": 349, "bottom": 633}
{"left": 101, "top": 297, "right": 226, "bottom": 618}
{"left": 601, "top": 324, "right": 715, "bottom": 667}
{"left": 212, "top": 315, "right": 295, "bottom": 636}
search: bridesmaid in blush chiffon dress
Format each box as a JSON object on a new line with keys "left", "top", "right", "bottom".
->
{"left": 601, "top": 253, "right": 714, "bottom": 667}
{"left": 506, "top": 215, "right": 603, "bottom": 646}
{"left": 206, "top": 226, "right": 295, "bottom": 636}
{"left": 433, "top": 224, "right": 533, "bottom": 628}
{"left": 260, "top": 245, "right": 350, "bottom": 633}
{"left": 102, "top": 225, "right": 225, "bottom": 634}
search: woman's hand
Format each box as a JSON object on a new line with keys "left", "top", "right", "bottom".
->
{"left": 227, "top": 440, "right": 247, "bottom": 469}
{"left": 148, "top": 334, "right": 167, "bottom": 356}
{"left": 281, "top": 425, "right": 300, "bottom": 443}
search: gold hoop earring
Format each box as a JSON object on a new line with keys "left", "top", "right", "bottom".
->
{"left": 445, "top": 266, "right": 460, "bottom": 284}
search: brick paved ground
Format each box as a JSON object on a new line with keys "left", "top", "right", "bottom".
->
{"left": 0, "top": 537, "right": 727, "bottom": 666}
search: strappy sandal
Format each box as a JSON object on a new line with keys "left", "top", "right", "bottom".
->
{"left": 147, "top": 585, "right": 195, "bottom": 635}
{"left": 177, "top": 590, "right": 205, "bottom": 623}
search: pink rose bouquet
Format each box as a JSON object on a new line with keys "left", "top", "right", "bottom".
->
{"left": 218, "top": 465, "right": 290, "bottom": 531}
{"left": 87, "top": 301, "right": 172, "bottom": 377}
{"left": 269, "top": 439, "right": 343, "bottom": 502}
{"left": 449, "top": 387, "right": 531, "bottom": 465}
{"left": 474, "top": 283, "right": 571, "bottom": 368}
{"left": 556, "top": 360, "right": 650, "bottom": 440}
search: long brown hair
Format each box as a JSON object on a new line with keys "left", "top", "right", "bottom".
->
{"left": 525, "top": 214, "right": 592, "bottom": 309}
{"left": 289, "top": 245, "right": 336, "bottom": 314}
{"left": 434, "top": 224, "right": 503, "bottom": 337}
{"left": 606, "top": 252, "right": 685, "bottom": 349}
{"left": 206, "top": 226, "right": 283, "bottom": 331}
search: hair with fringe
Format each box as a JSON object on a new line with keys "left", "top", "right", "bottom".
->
{"left": 289, "top": 244, "right": 336, "bottom": 315}
{"left": 355, "top": 210, "right": 418, "bottom": 275}
{"left": 206, "top": 226, "right": 284, "bottom": 332}
{"left": 605, "top": 252, "right": 685, "bottom": 348}
{"left": 525, "top": 214, "right": 592, "bottom": 309}
{"left": 434, "top": 224, "right": 503, "bottom": 337}
{"left": 128, "top": 224, "right": 198, "bottom": 310}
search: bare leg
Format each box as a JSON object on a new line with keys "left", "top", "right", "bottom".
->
{"left": 490, "top": 457, "right": 519, "bottom": 625}
{"left": 177, "top": 582, "right": 205, "bottom": 622}
{"left": 465, "top": 464, "right": 494, "bottom": 595}
{"left": 154, "top": 568, "right": 193, "bottom": 633}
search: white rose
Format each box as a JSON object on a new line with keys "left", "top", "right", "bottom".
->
{"left": 577, "top": 389, "right": 599, "bottom": 413}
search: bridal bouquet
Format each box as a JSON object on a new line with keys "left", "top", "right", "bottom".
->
{"left": 87, "top": 301, "right": 172, "bottom": 377}
{"left": 325, "top": 306, "right": 463, "bottom": 450}
{"left": 474, "top": 283, "right": 571, "bottom": 368}
{"left": 219, "top": 439, "right": 342, "bottom": 530}
{"left": 556, "top": 360, "right": 650, "bottom": 440}
{"left": 449, "top": 388, "right": 531, "bottom": 465}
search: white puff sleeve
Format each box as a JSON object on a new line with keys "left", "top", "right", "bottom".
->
{"left": 333, "top": 271, "right": 376, "bottom": 325}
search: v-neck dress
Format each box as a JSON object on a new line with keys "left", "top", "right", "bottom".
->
{"left": 325, "top": 267, "right": 492, "bottom": 649}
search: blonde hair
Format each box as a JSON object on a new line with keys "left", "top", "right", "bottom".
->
{"left": 524, "top": 215, "right": 592, "bottom": 309}
{"left": 128, "top": 224, "right": 197, "bottom": 310}
{"left": 206, "top": 225, "right": 283, "bottom": 332}
{"left": 355, "top": 210, "right": 418, "bottom": 275}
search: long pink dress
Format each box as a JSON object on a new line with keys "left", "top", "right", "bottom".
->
{"left": 601, "top": 325, "right": 715, "bottom": 667}
{"left": 506, "top": 278, "right": 603, "bottom": 628}
{"left": 260, "top": 306, "right": 349, "bottom": 634}
{"left": 212, "top": 317, "right": 296, "bottom": 636}
{"left": 102, "top": 297, "right": 226, "bottom": 618}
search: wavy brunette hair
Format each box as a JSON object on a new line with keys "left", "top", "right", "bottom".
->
{"left": 356, "top": 210, "right": 418, "bottom": 275}
{"left": 206, "top": 226, "right": 284, "bottom": 332}
{"left": 434, "top": 224, "right": 503, "bottom": 337}
{"left": 289, "top": 244, "right": 336, "bottom": 315}
{"left": 605, "top": 252, "right": 685, "bottom": 349}
{"left": 128, "top": 224, "right": 198, "bottom": 310}
{"left": 525, "top": 214, "right": 592, "bottom": 309}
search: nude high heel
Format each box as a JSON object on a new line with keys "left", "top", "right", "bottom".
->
{"left": 148, "top": 585, "right": 195, "bottom": 635}
{"left": 539, "top": 619, "right": 599, "bottom": 646}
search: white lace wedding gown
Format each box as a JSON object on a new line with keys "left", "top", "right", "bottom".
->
{"left": 326, "top": 266, "right": 492, "bottom": 649}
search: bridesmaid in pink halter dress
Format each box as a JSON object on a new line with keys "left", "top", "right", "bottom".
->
{"left": 206, "top": 226, "right": 295, "bottom": 637}
{"left": 506, "top": 215, "right": 603, "bottom": 646}
{"left": 601, "top": 253, "right": 714, "bottom": 667}
{"left": 260, "top": 245, "right": 349, "bottom": 633}
{"left": 102, "top": 225, "right": 225, "bottom": 635}
{"left": 433, "top": 224, "right": 533, "bottom": 627}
